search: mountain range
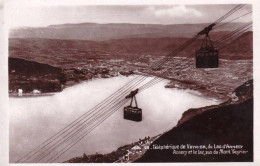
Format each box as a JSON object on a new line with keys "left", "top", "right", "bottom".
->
{"left": 10, "top": 22, "right": 249, "bottom": 41}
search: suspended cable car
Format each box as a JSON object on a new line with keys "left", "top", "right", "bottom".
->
{"left": 124, "top": 89, "right": 142, "bottom": 122}
{"left": 196, "top": 24, "right": 219, "bottom": 68}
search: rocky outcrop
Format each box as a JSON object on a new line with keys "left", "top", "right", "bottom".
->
{"left": 177, "top": 79, "right": 253, "bottom": 126}
{"left": 224, "top": 79, "right": 253, "bottom": 104}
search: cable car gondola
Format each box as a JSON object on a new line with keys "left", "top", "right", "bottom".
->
{"left": 196, "top": 24, "right": 219, "bottom": 68}
{"left": 124, "top": 89, "right": 142, "bottom": 122}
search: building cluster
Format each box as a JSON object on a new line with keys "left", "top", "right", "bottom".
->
{"left": 115, "top": 136, "right": 158, "bottom": 163}
{"left": 9, "top": 47, "right": 253, "bottom": 100}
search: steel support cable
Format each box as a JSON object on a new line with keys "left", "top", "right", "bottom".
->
{"left": 213, "top": 11, "right": 252, "bottom": 30}
{"left": 216, "top": 23, "right": 252, "bottom": 45}
{"left": 16, "top": 75, "right": 142, "bottom": 162}
{"left": 47, "top": 76, "right": 167, "bottom": 163}
{"left": 213, "top": 22, "right": 252, "bottom": 44}
{"left": 36, "top": 97, "right": 127, "bottom": 162}
{"left": 23, "top": 74, "right": 162, "bottom": 162}
{"left": 214, "top": 4, "right": 242, "bottom": 23}
{"left": 137, "top": 71, "right": 173, "bottom": 90}
{"left": 139, "top": 78, "right": 165, "bottom": 91}
{"left": 214, "top": 4, "right": 245, "bottom": 24}
{"left": 215, "top": 26, "right": 252, "bottom": 49}
{"left": 155, "top": 35, "right": 199, "bottom": 69}
{"left": 215, "top": 25, "right": 252, "bottom": 49}
{"left": 39, "top": 76, "right": 148, "bottom": 162}
{"left": 213, "top": 25, "right": 252, "bottom": 51}
{"left": 30, "top": 75, "right": 148, "bottom": 163}
{"left": 33, "top": 94, "right": 138, "bottom": 162}
{"left": 150, "top": 38, "right": 197, "bottom": 72}
{"left": 16, "top": 74, "right": 146, "bottom": 163}
{"left": 139, "top": 69, "right": 184, "bottom": 92}
{"left": 138, "top": 77, "right": 166, "bottom": 93}
{"left": 46, "top": 98, "right": 131, "bottom": 163}
{"left": 17, "top": 75, "right": 149, "bottom": 162}
{"left": 43, "top": 76, "right": 166, "bottom": 162}
{"left": 138, "top": 77, "right": 164, "bottom": 91}
{"left": 213, "top": 22, "right": 252, "bottom": 45}
{"left": 218, "top": 4, "right": 247, "bottom": 23}
{"left": 151, "top": 35, "right": 199, "bottom": 70}
{"left": 33, "top": 76, "right": 148, "bottom": 162}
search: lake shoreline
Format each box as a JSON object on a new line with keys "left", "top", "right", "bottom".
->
{"left": 9, "top": 74, "right": 223, "bottom": 103}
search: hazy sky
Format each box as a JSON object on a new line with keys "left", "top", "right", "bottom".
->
{"left": 6, "top": 2, "right": 252, "bottom": 28}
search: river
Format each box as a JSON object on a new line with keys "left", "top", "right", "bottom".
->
{"left": 9, "top": 75, "right": 219, "bottom": 163}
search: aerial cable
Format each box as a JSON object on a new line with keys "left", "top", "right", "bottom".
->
{"left": 214, "top": 4, "right": 245, "bottom": 24}
{"left": 216, "top": 26, "right": 252, "bottom": 49}
{"left": 138, "top": 77, "right": 164, "bottom": 91}
{"left": 139, "top": 78, "right": 165, "bottom": 91}
{"left": 16, "top": 75, "right": 146, "bottom": 163}
{"left": 46, "top": 98, "right": 131, "bottom": 163}
{"left": 32, "top": 75, "right": 151, "bottom": 161}
{"left": 214, "top": 11, "right": 252, "bottom": 29}
{"left": 16, "top": 75, "right": 142, "bottom": 162}
{"left": 28, "top": 76, "right": 148, "bottom": 163}
{"left": 33, "top": 86, "right": 139, "bottom": 162}
{"left": 18, "top": 74, "right": 148, "bottom": 163}
{"left": 46, "top": 76, "right": 169, "bottom": 162}
{"left": 214, "top": 21, "right": 252, "bottom": 43}
{"left": 47, "top": 76, "right": 168, "bottom": 163}
{"left": 151, "top": 35, "right": 199, "bottom": 70}
{"left": 213, "top": 22, "right": 252, "bottom": 46}
{"left": 215, "top": 25, "right": 252, "bottom": 48}
{"left": 41, "top": 77, "right": 165, "bottom": 162}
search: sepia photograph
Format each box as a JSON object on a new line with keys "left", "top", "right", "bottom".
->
{"left": 1, "top": 0, "right": 258, "bottom": 165}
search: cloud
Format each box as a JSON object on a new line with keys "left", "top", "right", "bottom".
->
{"left": 148, "top": 5, "right": 202, "bottom": 18}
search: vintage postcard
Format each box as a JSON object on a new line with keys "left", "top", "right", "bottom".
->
{"left": 1, "top": 0, "right": 259, "bottom": 165}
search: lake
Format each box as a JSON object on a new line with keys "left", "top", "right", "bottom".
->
{"left": 9, "top": 75, "right": 219, "bottom": 163}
